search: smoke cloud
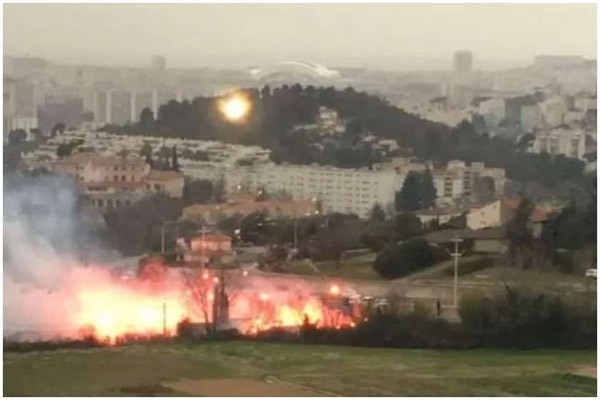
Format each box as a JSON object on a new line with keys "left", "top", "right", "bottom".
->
{"left": 3, "top": 173, "right": 119, "bottom": 337}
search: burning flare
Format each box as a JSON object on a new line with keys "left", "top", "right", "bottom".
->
{"left": 220, "top": 94, "right": 250, "bottom": 122}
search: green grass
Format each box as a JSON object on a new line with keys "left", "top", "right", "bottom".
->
{"left": 3, "top": 341, "right": 596, "bottom": 396}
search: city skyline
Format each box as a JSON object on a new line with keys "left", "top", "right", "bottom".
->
{"left": 4, "top": 3, "right": 597, "bottom": 70}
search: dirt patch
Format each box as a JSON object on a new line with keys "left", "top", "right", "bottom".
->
{"left": 166, "top": 378, "right": 318, "bottom": 396}
{"left": 572, "top": 365, "right": 597, "bottom": 379}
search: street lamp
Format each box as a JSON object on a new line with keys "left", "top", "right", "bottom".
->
{"left": 446, "top": 236, "right": 465, "bottom": 308}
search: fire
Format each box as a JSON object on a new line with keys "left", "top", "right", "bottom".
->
{"left": 20, "top": 261, "right": 362, "bottom": 344}
{"left": 74, "top": 281, "right": 187, "bottom": 343}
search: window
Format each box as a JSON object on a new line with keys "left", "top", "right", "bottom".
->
{"left": 154, "top": 184, "right": 161, "bottom": 191}
{"left": 98, "top": 199, "right": 104, "bottom": 207}
{"left": 107, "top": 199, "right": 113, "bottom": 207}
{"left": 114, "top": 175, "right": 118, "bottom": 181}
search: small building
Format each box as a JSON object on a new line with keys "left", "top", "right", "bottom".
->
{"left": 187, "top": 233, "right": 235, "bottom": 265}
{"left": 466, "top": 198, "right": 556, "bottom": 238}
{"left": 422, "top": 227, "right": 507, "bottom": 255}
{"left": 144, "top": 169, "right": 185, "bottom": 198}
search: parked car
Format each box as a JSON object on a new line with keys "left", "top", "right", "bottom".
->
{"left": 585, "top": 268, "right": 597, "bottom": 278}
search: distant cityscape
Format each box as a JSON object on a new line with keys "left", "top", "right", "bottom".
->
{"left": 5, "top": 51, "right": 596, "bottom": 217}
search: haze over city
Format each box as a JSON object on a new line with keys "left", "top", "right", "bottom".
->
{"left": 3, "top": 2, "right": 597, "bottom": 397}
{"left": 4, "top": 3, "right": 597, "bottom": 70}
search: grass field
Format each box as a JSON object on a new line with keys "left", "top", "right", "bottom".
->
{"left": 3, "top": 341, "right": 596, "bottom": 396}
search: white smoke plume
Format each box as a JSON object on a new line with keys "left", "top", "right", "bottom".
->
{"left": 3, "top": 173, "right": 119, "bottom": 337}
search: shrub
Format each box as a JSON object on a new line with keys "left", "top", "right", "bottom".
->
{"left": 459, "top": 286, "right": 596, "bottom": 349}
{"left": 374, "top": 238, "right": 446, "bottom": 279}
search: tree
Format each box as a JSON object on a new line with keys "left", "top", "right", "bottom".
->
{"left": 373, "top": 238, "right": 440, "bottom": 279}
{"left": 212, "top": 178, "right": 226, "bottom": 203}
{"left": 396, "top": 171, "right": 422, "bottom": 212}
{"left": 103, "top": 194, "right": 184, "bottom": 255}
{"left": 51, "top": 122, "right": 66, "bottom": 137}
{"left": 140, "top": 142, "right": 153, "bottom": 158}
{"left": 56, "top": 143, "right": 74, "bottom": 158}
{"left": 394, "top": 213, "right": 423, "bottom": 241}
{"left": 171, "top": 146, "right": 180, "bottom": 171}
{"left": 140, "top": 107, "right": 155, "bottom": 131}
{"left": 156, "top": 145, "right": 171, "bottom": 170}
{"left": 419, "top": 169, "right": 437, "bottom": 209}
{"left": 260, "top": 85, "right": 271, "bottom": 99}
{"left": 8, "top": 129, "right": 27, "bottom": 146}
{"left": 182, "top": 178, "right": 216, "bottom": 205}
{"left": 369, "top": 203, "right": 386, "bottom": 223}
{"left": 506, "top": 198, "right": 534, "bottom": 268}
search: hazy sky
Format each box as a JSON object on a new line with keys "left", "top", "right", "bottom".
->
{"left": 4, "top": 3, "right": 597, "bottom": 70}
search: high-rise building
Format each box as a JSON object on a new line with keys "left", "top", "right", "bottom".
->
{"left": 453, "top": 50, "right": 473, "bottom": 75}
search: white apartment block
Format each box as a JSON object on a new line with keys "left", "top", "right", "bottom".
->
{"left": 432, "top": 171, "right": 464, "bottom": 200}
{"left": 445, "top": 160, "right": 506, "bottom": 198}
{"left": 478, "top": 98, "right": 505, "bottom": 127}
{"left": 520, "top": 105, "right": 542, "bottom": 132}
{"left": 531, "top": 128, "right": 587, "bottom": 160}
{"left": 187, "top": 162, "right": 401, "bottom": 218}
{"left": 539, "top": 95, "right": 567, "bottom": 127}
{"left": 574, "top": 95, "right": 597, "bottom": 112}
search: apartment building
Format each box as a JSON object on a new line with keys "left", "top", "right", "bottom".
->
{"left": 185, "top": 162, "right": 400, "bottom": 218}
{"left": 531, "top": 128, "right": 587, "bottom": 160}
{"left": 437, "top": 160, "right": 506, "bottom": 200}
{"left": 53, "top": 153, "right": 150, "bottom": 183}
{"left": 52, "top": 152, "right": 184, "bottom": 212}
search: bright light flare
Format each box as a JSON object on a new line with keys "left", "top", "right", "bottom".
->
{"left": 329, "top": 284, "right": 341, "bottom": 296}
{"left": 220, "top": 95, "right": 250, "bottom": 122}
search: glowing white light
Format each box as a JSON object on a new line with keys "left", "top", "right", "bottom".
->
{"left": 221, "top": 96, "right": 250, "bottom": 121}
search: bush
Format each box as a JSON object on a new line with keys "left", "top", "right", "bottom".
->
{"left": 3, "top": 337, "right": 103, "bottom": 353}
{"left": 373, "top": 238, "right": 446, "bottom": 279}
{"left": 459, "top": 286, "right": 596, "bottom": 349}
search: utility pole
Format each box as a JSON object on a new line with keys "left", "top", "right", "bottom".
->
{"left": 448, "top": 237, "right": 464, "bottom": 308}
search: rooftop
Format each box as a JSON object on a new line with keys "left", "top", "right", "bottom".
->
{"left": 145, "top": 169, "right": 184, "bottom": 181}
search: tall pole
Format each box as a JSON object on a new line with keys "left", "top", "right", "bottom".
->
{"left": 449, "top": 237, "right": 464, "bottom": 307}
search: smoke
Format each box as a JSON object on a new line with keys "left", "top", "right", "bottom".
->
{"left": 3, "top": 173, "right": 118, "bottom": 336}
